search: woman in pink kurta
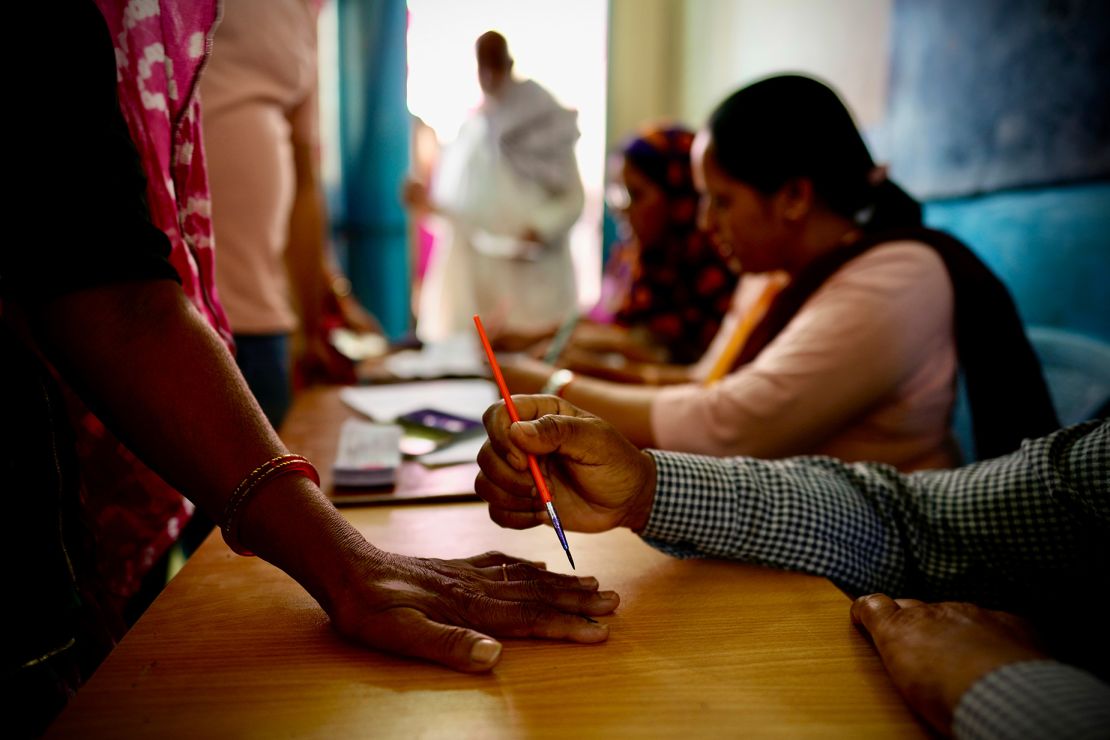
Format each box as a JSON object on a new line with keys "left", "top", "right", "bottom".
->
{"left": 500, "top": 75, "right": 1056, "bottom": 470}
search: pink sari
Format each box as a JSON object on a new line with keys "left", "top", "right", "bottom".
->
{"left": 68, "top": 0, "right": 232, "bottom": 606}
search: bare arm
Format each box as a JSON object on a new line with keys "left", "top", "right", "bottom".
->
{"left": 28, "top": 281, "right": 618, "bottom": 670}
{"left": 501, "top": 355, "right": 659, "bottom": 447}
{"left": 561, "top": 348, "right": 693, "bottom": 386}
{"left": 284, "top": 136, "right": 328, "bottom": 346}
{"left": 36, "top": 282, "right": 345, "bottom": 590}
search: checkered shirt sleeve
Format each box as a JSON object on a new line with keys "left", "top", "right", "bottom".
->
{"left": 954, "top": 660, "right": 1110, "bottom": 739}
{"left": 641, "top": 421, "right": 1109, "bottom": 737}
{"left": 641, "top": 420, "right": 1108, "bottom": 603}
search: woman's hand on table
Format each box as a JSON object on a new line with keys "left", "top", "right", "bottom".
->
{"left": 326, "top": 547, "right": 619, "bottom": 673}
{"left": 475, "top": 395, "right": 657, "bottom": 533}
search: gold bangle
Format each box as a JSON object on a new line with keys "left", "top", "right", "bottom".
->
{"left": 221, "top": 454, "right": 320, "bottom": 556}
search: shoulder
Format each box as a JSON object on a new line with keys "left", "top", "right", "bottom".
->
{"left": 842, "top": 240, "right": 947, "bottom": 277}
{"left": 823, "top": 240, "right": 952, "bottom": 300}
{"left": 509, "top": 78, "right": 566, "bottom": 113}
{"left": 800, "top": 241, "right": 954, "bottom": 333}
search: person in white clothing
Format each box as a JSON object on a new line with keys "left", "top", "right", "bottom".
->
{"left": 407, "top": 31, "right": 584, "bottom": 341}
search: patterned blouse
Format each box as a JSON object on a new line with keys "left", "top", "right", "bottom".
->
{"left": 598, "top": 126, "right": 740, "bottom": 364}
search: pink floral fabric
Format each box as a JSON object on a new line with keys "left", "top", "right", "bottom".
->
{"left": 93, "top": 0, "right": 230, "bottom": 342}
{"left": 67, "top": 0, "right": 231, "bottom": 606}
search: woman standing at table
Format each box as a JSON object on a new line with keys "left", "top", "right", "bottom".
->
{"left": 2, "top": 3, "right": 615, "bottom": 735}
{"left": 502, "top": 74, "right": 1056, "bottom": 469}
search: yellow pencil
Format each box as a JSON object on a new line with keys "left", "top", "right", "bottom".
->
{"left": 703, "top": 275, "right": 787, "bottom": 385}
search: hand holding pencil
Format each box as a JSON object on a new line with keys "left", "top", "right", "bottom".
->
{"left": 475, "top": 315, "right": 578, "bottom": 567}
{"left": 475, "top": 393, "right": 659, "bottom": 536}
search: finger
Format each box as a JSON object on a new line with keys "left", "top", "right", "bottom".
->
{"left": 472, "top": 598, "right": 611, "bottom": 643}
{"left": 460, "top": 551, "right": 547, "bottom": 570}
{"left": 476, "top": 444, "right": 536, "bottom": 495}
{"left": 474, "top": 472, "right": 545, "bottom": 514}
{"left": 483, "top": 578, "right": 619, "bottom": 616}
{"left": 371, "top": 607, "right": 504, "bottom": 673}
{"left": 481, "top": 405, "right": 528, "bottom": 469}
{"left": 508, "top": 394, "right": 587, "bottom": 422}
{"left": 492, "top": 562, "right": 599, "bottom": 591}
{"left": 988, "top": 608, "right": 1037, "bottom": 633}
{"left": 894, "top": 598, "right": 925, "bottom": 609}
{"left": 850, "top": 593, "right": 900, "bottom": 636}
{"left": 488, "top": 504, "right": 548, "bottom": 530}
{"left": 509, "top": 413, "right": 602, "bottom": 460}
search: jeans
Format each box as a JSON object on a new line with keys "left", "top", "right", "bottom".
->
{"left": 233, "top": 332, "right": 292, "bottom": 429}
{"left": 180, "top": 332, "right": 291, "bottom": 558}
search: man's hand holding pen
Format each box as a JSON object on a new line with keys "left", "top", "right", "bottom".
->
{"left": 476, "top": 395, "right": 658, "bottom": 534}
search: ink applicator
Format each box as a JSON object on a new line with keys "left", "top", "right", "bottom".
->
{"left": 473, "top": 314, "right": 575, "bottom": 569}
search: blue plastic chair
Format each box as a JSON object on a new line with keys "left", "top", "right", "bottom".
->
{"left": 952, "top": 326, "right": 1110, "bottom": 462}
{"left": 1027, "top": 326, "right": 1110, "bottom": 426}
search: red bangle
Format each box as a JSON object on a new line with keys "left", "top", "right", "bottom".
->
{"left": 221, "top": 454, "right": 320, "bottom": 556}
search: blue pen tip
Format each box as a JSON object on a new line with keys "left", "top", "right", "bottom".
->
{"left": 546, "top": 500, "right": 576, "bottom": 570}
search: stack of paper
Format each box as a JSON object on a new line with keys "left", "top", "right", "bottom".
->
{"left": 383, "top": 334, "right": 488, "bottom": 379}
{"left": 339, "top": 379, "right": 498, "bottom": 466}
{"left": 332, "top": 419, "right": 403, "bottom": 487}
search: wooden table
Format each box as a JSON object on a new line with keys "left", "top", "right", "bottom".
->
{"left": 50, "top": 388, "right": 926, "bottom": 738}
{"left": 283, "top": 386, "right": 482, "bottom": 506}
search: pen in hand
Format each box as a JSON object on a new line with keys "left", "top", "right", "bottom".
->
{"left": 473, "top": 314, "right": 576, "bottom": 570}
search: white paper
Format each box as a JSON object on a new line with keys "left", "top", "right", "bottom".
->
{"left": 333, "top": 419, "right": 402, "bottom": 485}
{"left": 339, "top": 379, "right": 499, "bottom": 423}
{"left": 417, "top": 433, "right": 488, "bottom": 466}
{"left": 383, "top": 333, "right": 488, "bottom": 380}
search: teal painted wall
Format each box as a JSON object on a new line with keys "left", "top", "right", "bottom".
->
{"left": 333, "top": 0, "right": 411, "bottom": 339}
{"left": 924, "top": 181, "right": 1110, "bottom": 343}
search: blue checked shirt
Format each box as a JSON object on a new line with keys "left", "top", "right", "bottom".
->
{"left": 642, "top": 420, "right": 1109, "bottom": 739}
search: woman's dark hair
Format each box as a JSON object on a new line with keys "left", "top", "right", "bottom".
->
{"left": 707, "top": 74, "right": 921, "bottom": 231}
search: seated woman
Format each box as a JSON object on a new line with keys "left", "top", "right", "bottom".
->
{"left": 494, "top": 126, "right": 740, "bottom": 376}
{"left": 571, "top": 126, "right": 740, "bottom": 366}
{"left": 503, "top": 74, "right": 1056, "bottom": 469}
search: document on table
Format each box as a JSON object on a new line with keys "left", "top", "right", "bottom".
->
{"left": 383, "top": 334, "right": 488, "bottom": 379}
{"left": 332, "top": 419, "right": 402, "bottom": 487}
{"left": 339, "top": 379, "right": 498, "bottom": 466}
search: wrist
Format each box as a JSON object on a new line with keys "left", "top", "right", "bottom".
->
{"left": 236, "top": 475, "right": 380, "bottom": 610}
{"left": 621, "top": 450, "right": 658, "bottom": 533}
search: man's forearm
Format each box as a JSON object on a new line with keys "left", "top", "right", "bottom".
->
{"left": 640, "top": 423, "right": 1108, "bottom": 606}
{"left": 953, "top": 661, "right": 1110, "bottom": 739}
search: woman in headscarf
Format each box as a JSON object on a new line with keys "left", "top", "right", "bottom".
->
{"left": 582, "top": 125, "right": 741, "bottom": 366}
{"left": 502, "top": 125, "right": 741, "bottom": 381}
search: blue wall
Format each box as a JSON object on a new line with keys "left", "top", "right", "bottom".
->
{"left": 877, "top": 0, "right": 1110, "bottom": 349}
{"left": 924, "top": 181, "right": 1110, "bottom": 343}
{"left": 878, "top": 0, "right": 1109, "bottom": 199}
